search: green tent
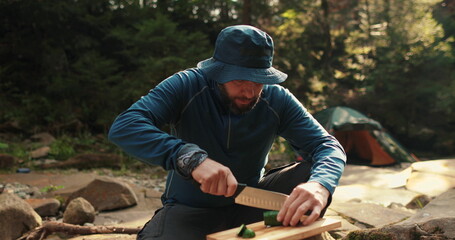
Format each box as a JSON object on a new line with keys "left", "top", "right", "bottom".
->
{"left": 313, "top": 106, "right": 419, "bottom": 166}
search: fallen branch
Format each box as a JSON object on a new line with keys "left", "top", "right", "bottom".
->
{"left": 19, "top": 221, "right": 141, "bottom": 240}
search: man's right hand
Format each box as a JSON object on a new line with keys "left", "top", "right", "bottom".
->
{"left": 191, "top": 158, "right": 238, "bottom": 197}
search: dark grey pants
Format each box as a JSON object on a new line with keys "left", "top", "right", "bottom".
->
{"left": 137, "top": 161, "right": 318, "bottom": 240}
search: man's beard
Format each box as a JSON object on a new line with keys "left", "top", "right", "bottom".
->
{"left": 218, "top": 84, "right": 261, "bottom": 115}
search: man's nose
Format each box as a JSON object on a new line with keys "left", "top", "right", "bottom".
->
{"left": 243, "top": 86, "right": 255, "bottom": 99}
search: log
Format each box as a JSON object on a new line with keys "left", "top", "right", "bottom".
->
{"left": 19, "top": 221, "right": 141, "bottom": 240}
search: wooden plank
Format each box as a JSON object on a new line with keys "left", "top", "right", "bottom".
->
{"left": 206, "top": 218, "right": 341, "bottom": 240}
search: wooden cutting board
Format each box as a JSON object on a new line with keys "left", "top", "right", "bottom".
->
{"left": 206, "top": 218, "right": 341, "bottom": 240}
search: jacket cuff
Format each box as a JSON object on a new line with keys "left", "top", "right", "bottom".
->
{"left": 176, "top": 143, "right": 208, "bottom": 179}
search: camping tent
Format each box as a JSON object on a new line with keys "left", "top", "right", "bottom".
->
{"left": 313, "top": 106, "right": 419, "bottom": 166}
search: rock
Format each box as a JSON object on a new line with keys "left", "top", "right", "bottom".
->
{"left": 325, "top": 209, "right": 361, "bottom": 236}
{"left": 342, "top": 217, "right": 455, "bottom": 240}
{"left": 406, "top": 159, "right": 455, "bottom": 197}
{"left": 406, "top": 171, "right": 455, "bottom": 197}
{"left": 405, "top": 194, "right": 432, "bottom": 209}
{"left": 39, "top": 153, "right": 122, "bottom": 169}
{"left": 333, "top": 184, "right": 420, "bottom": 207}
{"left": 341, "top": 189, "right": 455, "bottom": 240}
{"left": 411, "top": 159, "right": 455, "bottom": 177}
{"left": 0, "top": 153, "right": 16, "bottom": 169}
{"left": 66, "top": 176, "right": 138, "bottom": 211}
{"left": 29, "top": 146, "right": 51, "bottom": 159}
{"left": 416, "top": 217, "right": 455, "bottom": 239}
{"left": 338, "top": 164, "right": 411, "bottom": 188}
{"left": 25, "top": 198, "right": 61, "bottom": 217}
{"left": 329, "top": 202, "right": 414, "bottom": 228}
{"left": 63, "top": 197, "right": 96, "bottom": 225}
{"left": 400, "top": 188, "right": 455, "bottom": 225}
{"left": 0, "top": 193, "right": 42, "bottom": 240}
{"left": 30, "top": 132, "right": 55, "bottom": 146}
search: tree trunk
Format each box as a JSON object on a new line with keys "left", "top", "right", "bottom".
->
{"left": 320, "top": 0, "right": 333, "bottom": 82}
{"left": 242, "top": 0, "right": 252, "bottom": 25}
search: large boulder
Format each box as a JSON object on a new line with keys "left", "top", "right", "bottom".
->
{"left": 406, "top": 159, "right": 455, "bottom": 197}
{"left": 343, "top": 217, "right": 455, "bottom": 240}
{"left": 26, "top": 198, "right": 61, "bottom": 217}
{"left": 29, "top": 146, "right": 51, "bottom": 159}
{"left": 66, "top": 176, "right": 138, "bottom": 211}
{"left": 30, "top": 132, "right": 55, "bottom": 146}
{"left": 399, "top": 188, "right": 455, "bottom": 225}
{"left": 341, "top": 188, "right": 455, "bottom": 240}
{"left": 329, "top": 202, "right": 414, "bottom": 228}
{"left": 63, "top": 197, "right": 96, "bottom": 225}
{"left": 0, "top": 193, "right": 42, "bottom": 240}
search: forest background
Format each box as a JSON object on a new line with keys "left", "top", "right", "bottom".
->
{"left": 1, "top": 0, "right": 454, "bottom": 164}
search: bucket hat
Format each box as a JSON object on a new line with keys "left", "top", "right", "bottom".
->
{"left": 197, "top": 25, "right": 287, "bottom": 84}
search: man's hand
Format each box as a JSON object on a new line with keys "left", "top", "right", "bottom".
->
{"left": 277, "top": 182, "right": 330, "bottom": 226}
{"left": 191, "top": 158, "right": 238, "bottom": 197}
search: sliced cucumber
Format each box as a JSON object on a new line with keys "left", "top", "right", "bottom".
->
{"left": 237, "top": 224, "right": 247, "bottom": 237}
{"left": 242, "top": 228, "right": 256, "bottom": 238}
{"left": 263, "top": 210, "right": 282, "bottom": 226}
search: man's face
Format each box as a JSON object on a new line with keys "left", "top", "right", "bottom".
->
{"left": 219, "top": 80, "right": 264, "bottom": 114}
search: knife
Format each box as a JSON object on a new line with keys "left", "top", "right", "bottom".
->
{"left": 232, "top": 183, "right": 288, "bottom": 210}
{"left": 232, "top": 183, "right": 311, "bottom": 222}
{"left": 194, "top": 181, "right": 310, "bottom": 220}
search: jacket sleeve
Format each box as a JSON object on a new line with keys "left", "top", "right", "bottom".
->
{"left": 108, "top": 72, "right": 197, "bottom": 171}
{"left": 277, "top": 90, "right": 346, "bottom": 194}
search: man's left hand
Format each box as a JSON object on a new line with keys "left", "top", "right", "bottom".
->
{"left": 276, "top": 181, "right": 330, "bottom": 226}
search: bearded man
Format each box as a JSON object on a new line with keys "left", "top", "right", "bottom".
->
{"left": 109, "top": 25, "right": 346, "bottom": 240}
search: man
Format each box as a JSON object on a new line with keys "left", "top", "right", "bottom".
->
{"left": 109, "top": 25, "right": 346, "bottom": 240}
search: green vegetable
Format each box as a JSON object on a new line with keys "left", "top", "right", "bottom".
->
{"left": 237, "top": 224, "right": 247, "bottom": 237}
{"left": 237, "top": 224, "right": 255, "bottom": 238}
{"left": 263, "top": 210, "right": 282, "bottom": 226}
{"left": 242, "top": 228, "right": 256, "bottom": 238}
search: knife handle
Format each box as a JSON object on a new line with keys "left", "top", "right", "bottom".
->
{"left": 192, "top": 180, "right": 247, "bottom": 198}
{"left": 232, "top": 183, "right": 247, "bottom": 198}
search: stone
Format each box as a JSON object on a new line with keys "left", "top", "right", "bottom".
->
{"left": 406, "top": 171, "right": 455, "bottom": 197}
{"left": 404, "top": 194, "right": 432, "bottom": 209}
{"left": 338, "top": 164, "right": 412, "bottom": 188}
{"left": 411, "top": 159, "right": 455, "bottom": 177}
{"left": 0, "top": 193, "right": 42, "bottom": 240}
{"left": 342, "top": 217, "right": 455, "bottom": 240}
{"left": 29, "top": 146, "right": 51, "bottom": 159}
{"left": 400, "top": 188, "right": 455, "bottom": 225}
{"left": 342, "top": 189, "right": 455, "bottom": 240}
{"left": 329, "top": 202, "right": 414, "bottom": 228}
{"left": 63, "top": 197, "right": 96, "bottom": 225}
{"left": 0, "top": 153, "right": 16, "bottom": 169}
{"left": 66, "top": 176, "right": 138, "bottom": 211}
{"left": 30, "top": 132, "right": 56, "bottom": 146}
{"left": 25, "top": 198, "right": 61, "bottom": 217}
{"left": 333, "top": 184, "right": 420, "bottom": 207}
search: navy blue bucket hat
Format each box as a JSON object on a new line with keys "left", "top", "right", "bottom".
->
{"left": 197, "top": 25, "right": 287, "bottom": 84}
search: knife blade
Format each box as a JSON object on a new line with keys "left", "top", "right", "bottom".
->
{"left": 232, "top": 183, "right": 288, "bottom": 210}
{"left": 232, "top": 183, "right": 311, "bottom": 223}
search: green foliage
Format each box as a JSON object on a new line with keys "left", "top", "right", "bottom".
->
{"left": 1, "top": 142, "right": 29, "bottom": 161}
{"left": 0, "top": 142, "right": 8, "bottom": 150}
{"left": 0, "top": 0, "right": 211, "bottom": 132}
{"left": 49, "top": 135, "right": 76, "bottom": 160}
{"left": 40, "top": 185, "right": 65, "bottom": 193}
{"left": 0, "top": 0, "right": 454, "bottom": 156}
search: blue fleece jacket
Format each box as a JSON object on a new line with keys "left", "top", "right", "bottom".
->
{"left": 108, "top": 68, "right": 346, "bottom": 208}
